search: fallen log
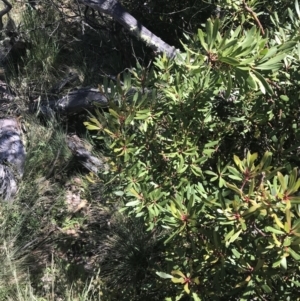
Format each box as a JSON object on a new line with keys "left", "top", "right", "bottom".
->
{"left": 32, "top": 88, "right": 108, "bottom": 117}
{"left": 32, "top": 85, "right": 150, "bottom": 117}
{"left": 0, "top": 118, "right": 25, "bottom": 201}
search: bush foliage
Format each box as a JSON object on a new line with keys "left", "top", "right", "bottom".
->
{"left": 85, "top": 1, "right": 300, "bottom": 299}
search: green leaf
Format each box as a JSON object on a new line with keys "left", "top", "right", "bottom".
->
{"left": 288, "top": 168, "right": 298, "bottom": 189}
{"left": 272, "top": 258, "right": 282, "bottom": 268}
{"left": 177, "top": 154, "right": 186, "bottom": 173}
{"left": 255, "top": 54, "right": 286, "bottom": 70}
{"left": 135, "top": 212, "right": 144, "bottom": 217}
{"left": 232, "top": 248, "right": 241, "bottom": 259}
{"left": 288, "top": 248, "right": 300, "bottom": 260}
{"left": 164, "top": 228, "right": 181, "bottom": 244}
{"left": 248, "top": 152, "right": 258, "bottom": 166}
{"left": 175, "top": 293, "right": 185, "bottom": 301}
{"left": 211, "top": 18, "right": 220, "bottom": 50}
{"left": 280, "top": 256, "right": 287, "bottom": 270}
{"left": 198, "top": 29, "right": 208, "bottom": 52}
{"left": 252, "top": 73, "right": 266, "bottom": 94}
{"left": 290, "top": 196, "right": 300, "bottom": 204}
{"left": 277, "top": 172, "right": 287, "bottom": 191}
{"left": 246, "top": 73, "right": 258, "bottom": 90}
{"left": 278, "top": 41, "right": 297, "bottom": 52}
{"left": 184, "top": 282, "right": 190, "bottom": 294}
{"left": 258, "top": 46, "right": 278, "bottom": 62}
{"left": 280, "top": 95, "right": 289, "bottom": 101}
{"left": 156, "top": 271, "right": 173, "bottom": 279}
{"left": 84, "top": 123, "right": 101, "bottom": 131}
{"left": 114, "top": 191, "right": 124, "bottom": 196}
{"left": 87, "top": 117, "right": 100, "bottom": 124}
{"left": 252, "top": 70, "right": 273, "bottom": 94}
{"left": 233, "top": 155, "right": 242, "bottom": 169}
{"left": 291, "top": 280, "right": 300, "bottom": 287}
{"left": 224, "top": 229, "right": 235, "bottom": 242}
{"left": 242, "top": 205, "right": 260, "bottom": 217}
{"left": 227, "top": 166, "right": 242, "bottom": 179}
{"left": 260, "top": 151, "right": 273, "bottom": 170}
{"left": 206, "top": 19, "right": 213, "bottom": 50}
{"left": 219, "top": 57, "right": 240, "bottom": 66}
{"left": 125, "top": 200, "right": 141, "bottom": 207}
{"left": 205, "top": 140, "right": 219, "bottom": 148}
{"left": 296, "top": 0, "right": 300, "bottom": 18}
{"left": 254, "top": 258, "right": 265, "bottom": 272}
{"left": 219, "top": 177, "right": 226, "bottom": 188}
{"left": 228, "top": 175, "right": 243, "bottom": 181}
{"left": 272, "top": 213, "right": 285, "bottom": 229}
{"left": 229, "top": 229, "right": 242, "bottom": 243}
{"left": 109, "top": 108, "right": 120, "bottom": 119}
{"left": 220, "top": 38, "right": 237, "bottom": 52}
{"left": 233, "top": 25, "right": 242, "bottom": 38}
{"left": 262, "top": 284, "right": 272, "bottom": 293}
{"left": 265, "top": 226, "right": 285, "bottom": 235}
{"left": 226, "top": 183, "right": 242, "bottom": 195}
{"left": 172, "top": 277, "right": 184, "bottom": 284}
{"left": 205, "top": 170, "right": 218, "bottom": 176}
{"left": 171, "top": 270, "right": 186, "bottom": 278}
{"left": 192, "top": 293, "right": 202, "bottom": 301}
{"left": 283, "top": 236, "right": 291, "bottom": 247}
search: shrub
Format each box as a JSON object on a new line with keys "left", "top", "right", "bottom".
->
{"left": 85, "top": 1, "right": 300, "bottom": 300}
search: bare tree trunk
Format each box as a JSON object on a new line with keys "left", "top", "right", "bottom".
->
{"left": 79, "top": 0, "right": 177, "bottom": 58}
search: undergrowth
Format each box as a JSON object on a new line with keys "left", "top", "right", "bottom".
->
{"left": 0, "top": 1, "right": 172, "bottom": 300}
{"left": 0, "top": 116, "right": 104, "bottom": 300}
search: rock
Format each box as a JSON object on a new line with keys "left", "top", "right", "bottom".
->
{"left": 66, "top": 134, "right": 108, "bottom": 174}
{"left": 0, "top": 118, "right": 26, "bottom": 201}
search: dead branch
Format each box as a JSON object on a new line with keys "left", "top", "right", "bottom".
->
{"left": 242, "top": 0, "right": 265, "bottom": 35}
{"left": 79, "top": 0, "right": 177, "bottom": 58}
